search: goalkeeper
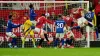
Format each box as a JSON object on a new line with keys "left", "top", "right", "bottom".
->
{"left": 21, "top": 17, "right": 36, "bottom": 48}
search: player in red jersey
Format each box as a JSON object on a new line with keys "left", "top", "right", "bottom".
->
{"left": 71, "top": 7, "right": 83, "bottom": 20}
{"left": 34, "top": 14, "right": 53, "bottom": 48}
{"left": 62, "top": 15, "right": 74, "bottom": 48}
{"left": 63, "top": 14, "right": 74, "bottom": 27}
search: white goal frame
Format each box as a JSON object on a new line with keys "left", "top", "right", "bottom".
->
{"left": 0, "top": 1, "right": 90, "bottom": 48}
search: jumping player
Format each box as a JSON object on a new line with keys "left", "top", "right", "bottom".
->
{"left": 21, "top": 16, "right": 36, "bottom": 48}
{"left": 72, "top": 11, "right": 93, "bottom": 40}
{"left": 29, "top": 4, "right": 37, "bottom": 26}
{"left": 64, "top": 25, "right": 74, "bottom": 48}
{"left": 34, "top": 14, "right": 53, "bottom": 48}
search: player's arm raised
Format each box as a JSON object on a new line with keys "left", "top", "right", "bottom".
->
{"left": 45, "top": 17, "right": 54, "bottom": 24}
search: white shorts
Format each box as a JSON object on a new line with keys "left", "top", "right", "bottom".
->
{"left": 78, "top": 17, "right": 87, "bottom": 27}
{"left": 56, "top": 33, "right": 64, "bottom": 38}
{"left": 30, "top": 21, "right": 37, "bottom": 26}
{"left": 34, "top": 27, "right": 44, "bottom": 35}
{"left": 66, "top": 31, "right": 74, "bottom": 38}
{"left": 6, "top": 32, "right": 16, "bottom": 38}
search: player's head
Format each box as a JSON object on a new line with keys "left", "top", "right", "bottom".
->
{"left": 23, "top": 12, "right": 29, "bottom": 20}
{"left": 29, "top": 4, "right": 33, "bottom": 9}
{"left": 58, "top": 14, "right": 62, "bottom": 19}
{"left": 70, "top": 13, "right": 73, "bottom": 17}
{"left": 41, "top": 14, "right": 46, "bottom": 17}
{"left": 58, "top": 14, "right": 62, "bottom": 17}
{"left": 62, "top": 14, "right": 66, "bottom": 19}
{"left": 89, "top": 7, "right": 93, "bottom": 12}
{"left": 9, "top": 15, "right": 13, "bottom": 20}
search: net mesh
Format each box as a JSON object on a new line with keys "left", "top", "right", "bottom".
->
{"left": 0, "top": 1, "right": 94, "bottom": 48}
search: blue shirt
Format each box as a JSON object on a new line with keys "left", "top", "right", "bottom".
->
{"left": 6, "top": 20, "right": 21, "bottom": 32}
{"left": 55, "top": 20, "right": 65, "bottom": 33}
{"left": 84, "top": 11, "right": 94, "bottom": 22}
{"left": 29, "top": 8, "right": 36, "bottom": 21}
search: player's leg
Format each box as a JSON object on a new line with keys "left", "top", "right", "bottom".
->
{"left": 65, "top": 33, "right": 70, "bottom": 48}
{"left": 68, "top": 37, "right": 74, "bottom": 48}
{"left": 44, "top": 31, "right": 52, "bottom": 45}
{"left": 21, "top": 31, "right": 29, "bottom": 48}
{"left": 66, "top": 32, "right": 74, "bottom": 48}
{"left": 65, "top": 38, "right": 69, "bottom": 47}
{"left": 38, "top": 35, "right": 44, "bottom": 48}
{"left": 59, "top": 33, "right": 64, "bottom": 49}
{"left": 80, "top": 27, "right": 86, "bottom": 40}
{"left": 6, "top": 32, "right": 12, "bottom": 48}
{"left": 95, "top": 27, "right": 99, "bottom": 39}
{"left": 54, "top": 33, "right": 59, "bottom": 49}
{"left": 30, "top": 30, "right": 36, "bottom": 48}
{"left": 6, "top": 32, "right": 17, "bottom": 48}
{"left": 38, "top": 29, "right": 45, "bottom": 48}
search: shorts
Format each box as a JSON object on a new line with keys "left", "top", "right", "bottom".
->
{"left": 34, "top": 27, "right": 44, "bottom": 35}
{"left": 66, "top": 31, "right": 74, "bottom": 38}
{"left": 6, "top": 32, "right": 16, "bottom": 38}
{"left": 78, "top": 17, "right": 87, "bottom": 27}
{"left": 56, "top": 33, "right": 64, "bottom": 38}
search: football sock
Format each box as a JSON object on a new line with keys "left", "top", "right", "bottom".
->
{"left": 12, "top": 38, "right": 17, "bottom": 46}
{"left": 96, "top": 29, "right": 99, "bottom": 38}
{"left": 61, "top": 38, "right": 64, "bottom": 46}
{"left": 44, "top": 34, "right": 49, "bottom": 42}
{"left": 32, "top": 38, "right": 36, "bottom": 47}
{"left": 39, "top": 38, "right": 44, "bottom": 46}
{"left": 69, "top": 39, "right": 72, "bottom": 45}
{"left": 66, "top": 38, "right": 69, "bottom": 45}
{"left": 21, "top": 37, "right": 25, "bottom": 46}
{"left": 54, "top": 38, "right": 59, "bottom": 47}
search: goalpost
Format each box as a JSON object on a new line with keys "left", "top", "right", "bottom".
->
{"left": 0, "top": 1, "right": 91, "bottom": 48}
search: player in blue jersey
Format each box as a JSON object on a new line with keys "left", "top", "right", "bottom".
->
{"left": 6, "top": 15, "right": 21, "bottom": 48}
{"left": 85, "top": 9, "right": 94, "bottom": 22}
{"left": 84, "top": 8, "right": 98, "bottom": 41}
{"left": 54, "top": 15, "right": 66, "bottom": 49}
{"left": 72, "top": 10, "right": 94, "bottom": 40}
{"left": 29, "top": 4, "right": 37, "bottom": 26}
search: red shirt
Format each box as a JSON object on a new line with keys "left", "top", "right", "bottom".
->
{"left": 72, "top": 8, "right": 83, "bottom": 19}
{"left": 36, "top": 16, "right": 53, "bottom": 28}
{"left": 95, "top": 4, "right": 100, "bottom": 15}
{"left": 63, "top": 16, "right": 73, "bottom": 26}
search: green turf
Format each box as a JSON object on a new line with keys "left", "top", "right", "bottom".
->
{"left": 0, "top": 48, "right": 100, "bottom": 56}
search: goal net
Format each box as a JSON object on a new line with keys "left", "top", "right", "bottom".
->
{"left": 0, "top": 1, "right": 95, "bottom": 48}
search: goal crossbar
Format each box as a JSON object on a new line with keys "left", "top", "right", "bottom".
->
{"left": 0, "top": 1, "right": 89, "bottom": 3}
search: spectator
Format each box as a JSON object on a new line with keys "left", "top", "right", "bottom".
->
{"left": 0, "top": 17, "right": 7, "bottom": 32}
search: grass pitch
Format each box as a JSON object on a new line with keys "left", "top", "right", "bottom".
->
{"left": 0, "top": 48, "right": 100, "bottom": 56}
